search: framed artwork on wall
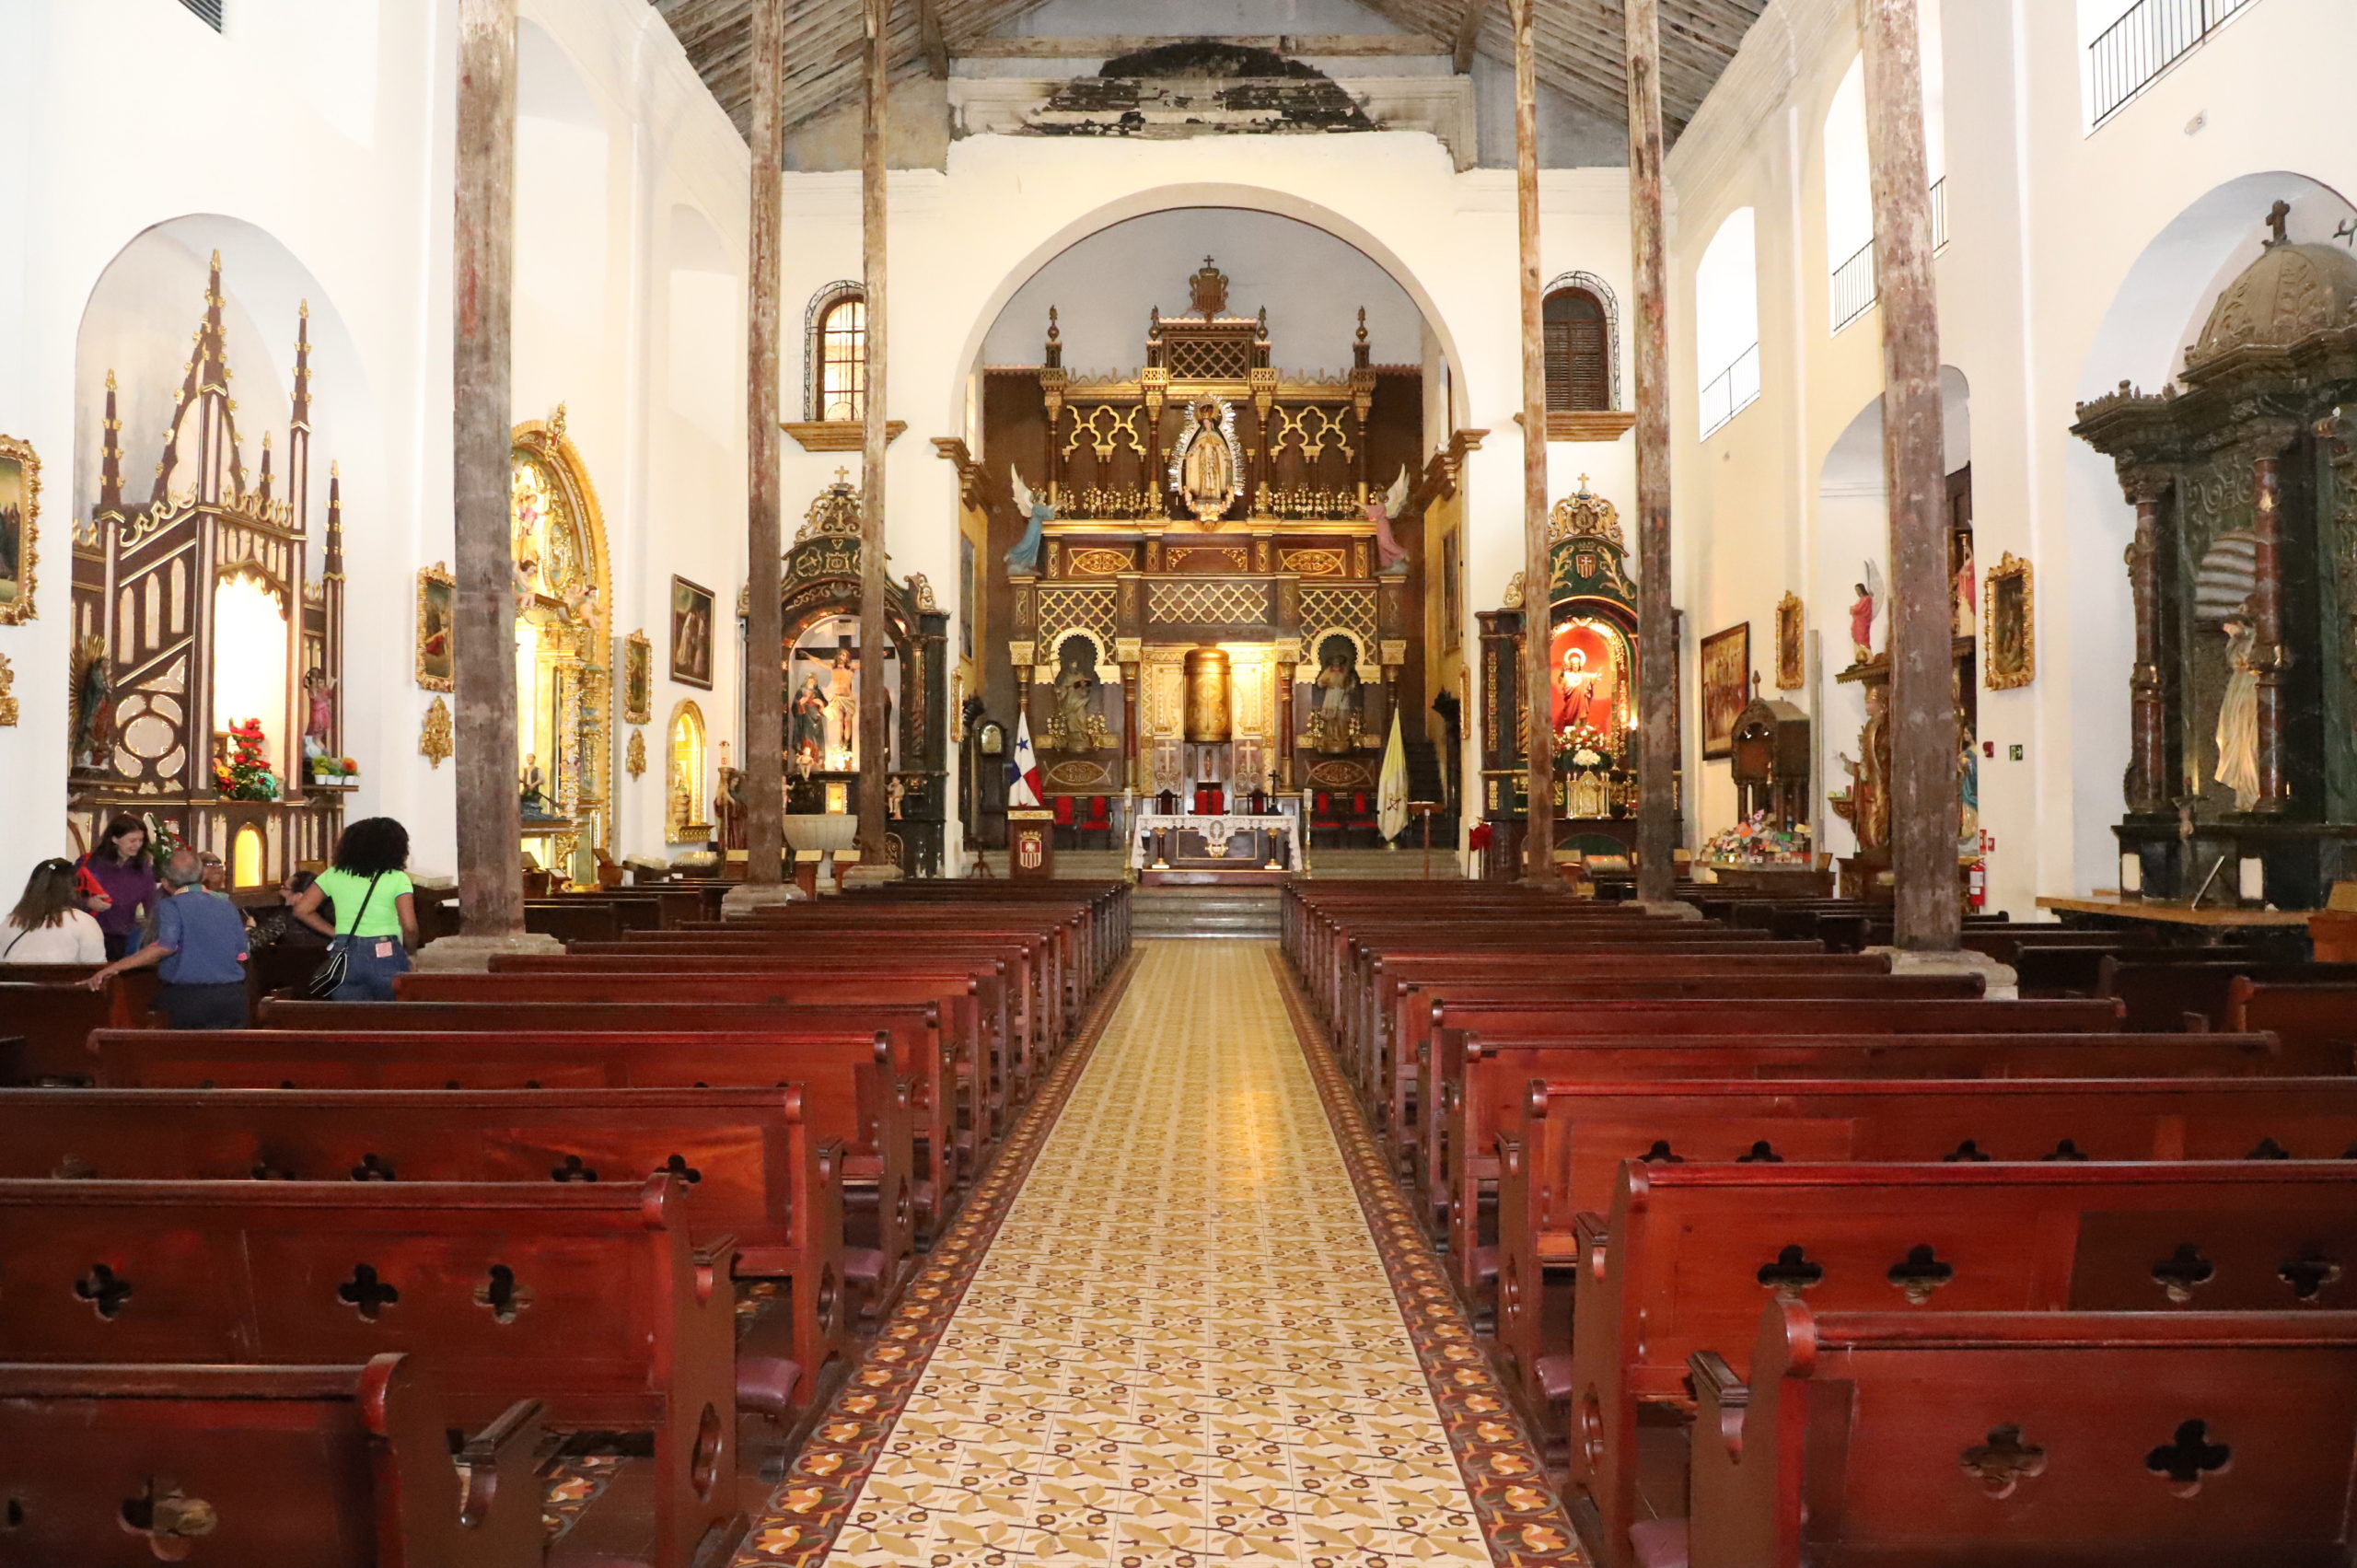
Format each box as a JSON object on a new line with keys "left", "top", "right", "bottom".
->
{"left": 1985, "top": 553, "right": 2035, "bottom": 690}
{"left": 621, "top": 630, "right": 653, "bottom": 724}
{"left": 1699, "top": 621, "right": 1750, "bottom": 761}
{"left": 669, "top": 575, "right": 714, "bottom": 691}
{"left": 0, "top": 434, "right": 40, "bottom": 624}
{"left": 1775, "top": 592, "right": 1805, "bottom": 691}
{"left": 414, "top": 563, "right": 455, "bottom": 692}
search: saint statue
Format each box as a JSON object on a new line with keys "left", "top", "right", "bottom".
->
{"left": 520, "top": 753, "right": 552, "bottom": 819}
{"left": 713, "top": 765, "right": 745, "bottom": 851}
{"left": 1006, "top": 466, "right": 1053, "bottom": 574}
{"left": 1850, "top": 577, "right": 1877, "bottom": 665}
{"left": 301, "top": 669, "right": 336, "bottom": 764}
{"left": 1046, "top": 638, "right": 1107, "bottom": 752}
{"left": 2214, "top": 614, "right": 2262, "bottom": 811}
{"left": 791, "top": 671, "right": 829, "bottom": 766}
{"left": 1953, "top": 542, "right": 1977, "bottom": 637}
{"left": 1555, "top": 645, "right": 1604, "bottom": 735}
{"left": 1310, "top": 637, "right": 1363, "bottom": 755}
{"left": 1364, "top": 466, "right": 1411, "bottom": 575}
{"left": 1179, "top": 401, "right": 1237, "bottom": 524}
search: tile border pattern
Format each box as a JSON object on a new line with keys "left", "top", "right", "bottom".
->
{"left": 1264, "top": 947, "right": 1590, "bottom": 1568}
{"left": 732, "top": 948, "right": 1144, "bottom": 1567}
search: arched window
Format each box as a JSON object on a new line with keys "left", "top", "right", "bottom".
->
{"left": 1696, "top": 209, "right": 1761, "bottom": 438}
{"left": 806, "top": 283, "right": 866, "bottom": 423}
{"left": 1542, "top": 275, "right": 1619, "bottom": 412}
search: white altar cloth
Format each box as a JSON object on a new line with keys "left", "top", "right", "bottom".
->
{"left": 1131, "top": 811, "right": 1302, "bottom": 872}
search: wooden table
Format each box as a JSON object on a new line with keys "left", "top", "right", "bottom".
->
{"left": 2035, "top": 894, "right": 2316, "bottom": 928}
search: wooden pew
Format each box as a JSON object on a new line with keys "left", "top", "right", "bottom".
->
{"left": 0, "top": 970, "right": 159, "bottom": 1082}
{"left": 2101, "top": 958, "right": 2357, "bottom": 1030}
{"left": 0, "top": 1353, "right": 547, "bottom": 1568}
{"left": 1685, "top": 1304, "right": 2357, "bottom": 1568}
{"left": 1493, "top": 1074, "right": 2357, "bottom": 1408}
{"left": 0, "top": 1171, "right": 745, "bottom": 1567}
{"left": 1567, "top": 1159, "right": 2357, "bottom": 1568}
{"left": 253, "top": 998, "right": 950, "bottom": 1239}
{"left": 0, "top": 1085, "right": 855, "bottom": 1413}
{"left": 2230, "top": 978, "right": 2357, "bottom": 1069}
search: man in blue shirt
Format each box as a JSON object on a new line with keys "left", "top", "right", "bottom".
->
{"left": 85, "top": 847, "right": 250, "bottom": 1028}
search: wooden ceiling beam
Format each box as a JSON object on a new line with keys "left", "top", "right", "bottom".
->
{"left": 1450, "top": 0, "right": 1491, "bottom": 74}
{"left": 915, "top": 0, "right": 949, "bottom": 77}
{"left": 958, "top": 33, "right": 1447, "bottom": 58}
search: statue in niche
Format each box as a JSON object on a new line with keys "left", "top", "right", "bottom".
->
{"left": 1309, "top": 634, "right": 1364, "bottom": 755}
{"left": 2214, "top": 610, "right": 2262, "bottom": 811}
{"left": 1177, "top": 400, "right": 1238, "bottom": 525}
{"left": 1364, "top": 466, "right": 1411, "bottom": 576}
{"left": 1043, "top": 634, "right": 1110, "bottom": 753}
{"left": 790, "top": 670, "right": 829, "bottom": 770}
{"left": 520, "top": 753, "right": 555, "bottom": 819}
{"left": 1006, "top": 467, "right": 1053, "bottom": 575}
{"left": 301, "top": 668, "right": 336, "bottom": 769}
{"left": 1850, "top": 562, "right": 1882, "bottom": 664}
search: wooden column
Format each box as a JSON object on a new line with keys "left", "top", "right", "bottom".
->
{"left": 856, "top": 0, "right": 892, "bottom": 865}
{"left": 1626, "top": 0, "right": 1678, "bottom": 905}
{"left": 1510, "top": 0, "right": 1553, "bottom": 884}
{"left": 1859, "top": 0, "right": 1958, "bottom": 951}
{"left": 452, "top": 0, "right": 523, "bottom": 938}
{"left": 2123, "top": 478, "right": 2171, "bottom": 814}
{"left": 2250, "top": 450, "right": 2291, "bottom": 813}
{"left": 743, "top": 0, "right": 787, "bottom": 887}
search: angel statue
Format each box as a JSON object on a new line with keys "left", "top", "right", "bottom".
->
{"left": 1005, "top": 466, "right": 1053, "bottom": 575}
{"left": 1850, "top": 562, "right": 1883, "bottom": 665}
{"left": 1364, "top": 465, "right": 1411, "bottom": 576}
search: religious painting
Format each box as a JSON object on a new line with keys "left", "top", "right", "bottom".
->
{"left": 414, "top": 563, "right": 455, "bottom": 692}
{"left": 1985, "top": 553, "right": 2035, "bottom": 690}
{"left": 1440, "top": 528, "right": 1462, "bottom": 654}
{"left": 1775, "top": 593, "right": 1805, "bottom": 691}
{"left": 621, "top": 631, "right": 653, "bottom": 725}
{"left": 788, "top": 612, "right": 898, "bottom": 773}
{"left": 1699, "top": 621, "right": 1750, "bottom": 761}
{"left": 0, "top": 434, "right": 40, "bottom": 624}
{"left": 669, "top": 575, "right": 714, "bottom": 690}
{"left": 1549, "top": 616, "right": 1631, "bottom": 750}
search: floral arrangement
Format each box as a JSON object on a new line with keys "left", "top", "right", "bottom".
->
{"left": 213, "top": 718, "right": 284, "bottom": 802}
{"left": 140, "top": 812, "right": 189, "bottom": 872}
{"left": 1552, "top": 721, "right": 1618, "bottom": 773}
{"left": 308, "top": 752, "right": 362, "bottom": 783}
{"left": 1702, "top": 810, "right": 1814, "bottom": 865}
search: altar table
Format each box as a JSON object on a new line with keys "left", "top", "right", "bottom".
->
{"left": 1132, "top": 811, "right": 1303, "bottom": 874}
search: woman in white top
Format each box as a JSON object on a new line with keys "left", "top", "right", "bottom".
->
{"left": 2, "top": 857, "right": 108, "bottom": 964}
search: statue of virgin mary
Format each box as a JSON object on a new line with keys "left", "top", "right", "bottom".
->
{"left": 1178, "top": 401, "right": 1237, "bottom": 524}
{"left": 2214, "top": 614, "right": 2261, "bottom": 810}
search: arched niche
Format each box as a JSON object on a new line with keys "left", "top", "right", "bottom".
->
{"left": 510, "top": 409, "right": 614, "bottom": 884}
{"left": 666, "top": 698, "right": 710, "bottom": 844}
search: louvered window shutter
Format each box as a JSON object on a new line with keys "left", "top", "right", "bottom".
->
{"left": 1542, "top": 289, "right": 1611, "bottom": 412}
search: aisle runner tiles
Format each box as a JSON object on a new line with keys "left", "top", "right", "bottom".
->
{"left": 737, "top": 941, "right": 1581, "bottom": 1568}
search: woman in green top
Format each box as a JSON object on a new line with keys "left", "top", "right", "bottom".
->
{"left": 292, "top": 817, "right": 420, "bottom": 1000}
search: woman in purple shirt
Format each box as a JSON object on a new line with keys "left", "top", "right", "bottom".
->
{"left": 78, "top": 815, "right": 158, "bottom": 961}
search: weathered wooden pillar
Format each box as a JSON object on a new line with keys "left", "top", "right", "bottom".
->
{"left": 452, "top": 0, "right": 523, "bottom": 939}
{"left": 1859, "top": 0, "right": 1959, "bottom": 951}
{"left": 855, "top": 0, "right": 893, "bottom": 869}
{"left": 2249, "top": 450, "right": 2291, "bottom": 813}
{"left": 2122, "top": 478, "right": 2171, "bottom": 815}
{"left": 743, "top": 0, "right": 787, "bottom": 889}
{"left": 1510, "top": 0, "right": 1554, "bottom": 885}
{"left": 1626, "top": 0, "right": 1678, "bottom": 906}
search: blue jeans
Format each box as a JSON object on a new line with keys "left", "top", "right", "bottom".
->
{"left": 330, "top": 936, "right": 412, "bottom": 1001}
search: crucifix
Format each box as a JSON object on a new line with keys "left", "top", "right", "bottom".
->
{"left": 787, "top": 625, "right": 895, "bottom": 773}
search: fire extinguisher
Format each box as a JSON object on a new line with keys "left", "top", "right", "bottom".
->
{"left": 1968, "top": 830, "right": 1991, "bottom": 912}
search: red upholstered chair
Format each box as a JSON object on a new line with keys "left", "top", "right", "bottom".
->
{"left": 1194, "top": 786, "right": 1220, "bottom": 815}
{"left": 1310, "top": 792, "right": 1343, "bottom": 837}
{"left": 1083, "top": 795, "right": 1111, "bottom": 848}
{"left": 1348, "top": 792, "right": 1378, "bottom": 847}
{"left": 1051, "top": 793, "right": 1075, "bottom": 848}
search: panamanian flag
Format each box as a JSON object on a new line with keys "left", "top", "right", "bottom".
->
{"left": 1007, "top": 709, "right": 1044, "bottom": 807}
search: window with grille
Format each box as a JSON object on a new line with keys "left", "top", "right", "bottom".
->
{"left": 1544, "top": 288, "right": 1610, "bottom": 412}
{"left": 818, "top": 296, "right": 866, "bottom": 422}
{"left": 180, "top": 0, "right": 224, "bottom": 28}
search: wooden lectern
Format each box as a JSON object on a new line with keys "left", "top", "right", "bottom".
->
{"left": 1007, "top": 807, "right": 1055, "bottom": 881}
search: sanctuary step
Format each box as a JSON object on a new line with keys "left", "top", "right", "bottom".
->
{"left": 1133, "top": 887, "right": 1283, "bottom": 940}
{"left": 1304, "top": 848, "right": 1467, "bottom": 880}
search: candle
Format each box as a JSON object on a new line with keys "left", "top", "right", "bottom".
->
{"left": 2239, "top": 857, "right": 2266, "bottom": 902}
{"left": 2119, "top": 853, "right": 2142, "bottom": 896}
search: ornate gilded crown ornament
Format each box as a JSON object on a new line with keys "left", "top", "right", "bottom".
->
{"left": 1547, "top": 476, "right": 1624, "bottom": 547}
{"left": 795, "top": 469, "right": 864, "bottom": 544}
{"left": 1189, "top": 256, "right": 1229, "bottom": 319}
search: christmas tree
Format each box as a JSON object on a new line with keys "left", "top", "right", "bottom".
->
{"left": 214, "top": 717, "right": 283, "bottom": 801}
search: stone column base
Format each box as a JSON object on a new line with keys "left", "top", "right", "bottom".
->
{"left": 842, "top": 864, "right": 905, "bottom": 889}
{"left": 722, "top": 882, "right": 809, "bottom": 915}
{"left": 411, "top": 931, "right": 568, "bottom": 972}
{"left": 1636, "top": 900, "right": 1706, "bottom": 919}
{"left": 1866, "top": 945, "right": 2019, "bottom": 1000}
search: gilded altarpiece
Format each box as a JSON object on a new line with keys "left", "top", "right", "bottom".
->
{"left": 68, "top": 255, "right": 346, "bottom": 886}
{"left": 509, "top": 412, "right": 615, "bottom": 884}
{"left": 974, "top": 260, "right": 1427, "bottom": 842}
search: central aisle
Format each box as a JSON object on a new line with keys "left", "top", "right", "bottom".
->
{"left": 820, "top": 940, "right": 1496, "bottom": 1565}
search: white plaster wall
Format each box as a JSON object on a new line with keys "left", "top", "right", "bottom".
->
{"left": 773, "top": 135, "right": 1636, "bottom": 867}
{"left": 1663, "top": 0, "right": 2357, "bottom": 916}
{"left": 0, "top": 0, "right": 747, "bottom": 902}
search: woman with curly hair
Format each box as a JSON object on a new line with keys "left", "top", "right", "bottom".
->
{"left": 291, "top": 816, "right": 420, "bottom": 1000}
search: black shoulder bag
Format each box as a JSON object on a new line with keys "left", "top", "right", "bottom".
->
{"left": 302, "top": 872, "right": 385, "bottom": 1000}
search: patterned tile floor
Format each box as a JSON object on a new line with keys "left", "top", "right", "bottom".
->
{"left": 743, "top": 939, "right": 1584, "bottom": 1568}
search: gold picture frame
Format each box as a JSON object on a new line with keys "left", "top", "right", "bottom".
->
{"left": 1699, "top": 621, "right": 1750, "bottom": 761}
{"left": 1985, "top": 552, "right": 2035, "bottom": 690}
{"left": 1775, "top": 592, "right": 1805, "bottom": 691}
{"left": 621, "top": 630, "right": 653, "bottom": 725}
{"left": 669, "top": 575, "right": 715, "bottom": 691}
{"left": 415, "top": 563, "right": 455, "bottom": 691}
{"left": 0, "top": 433, "right": 41, "bottom": 624}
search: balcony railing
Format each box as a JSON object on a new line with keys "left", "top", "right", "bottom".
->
{"left": 2089, "top": 0, "right": 2256, "bottom": 126}
{"left": 1830, "top": 239, "right": 1878, "bottom": 332}
{"left": 1699, "top": 343, "right": 1760, "bottom": 439}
